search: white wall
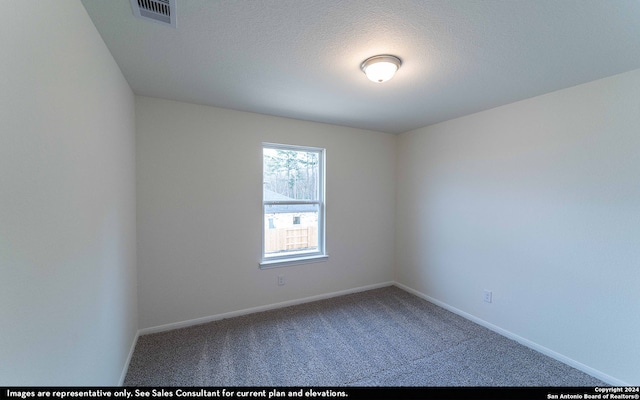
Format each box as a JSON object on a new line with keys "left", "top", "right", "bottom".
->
{"left": 136, "top": 96, "right": 396, "bottom": 329}
{"left": 396, "top": 69, "right": 640, "bottom": 384}
{"left": 0, "top": 1, "right": 137, "bottom": 385}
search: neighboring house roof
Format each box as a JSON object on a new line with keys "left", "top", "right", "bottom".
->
{"left": 264, "top": 189, "right": 316, "bottom": 214}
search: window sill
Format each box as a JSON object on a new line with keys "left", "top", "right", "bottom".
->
{"left": 259, "top": 254, "right": 329, "bottom": 269}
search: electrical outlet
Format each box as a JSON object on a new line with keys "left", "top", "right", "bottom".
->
{"left": 277, "top": 275, "right": 285, "bottom": 286}
{"left": 484, "top": 290, "right": 492, "bottom": 303}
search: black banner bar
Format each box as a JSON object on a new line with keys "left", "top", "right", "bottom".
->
{"left": 2, "top": 387, "right": 637, "bottom": 400}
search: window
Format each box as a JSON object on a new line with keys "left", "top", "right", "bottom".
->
{"left": 261, "top": 143, "right": 326, "bottom": 267}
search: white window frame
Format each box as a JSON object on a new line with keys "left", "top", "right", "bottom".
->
{"left": 260, "top": 142, "right": 327, "bottom": 268}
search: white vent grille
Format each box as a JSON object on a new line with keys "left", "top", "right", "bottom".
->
{"left": 130, "top": 0, "right": 176, "bottom": 27}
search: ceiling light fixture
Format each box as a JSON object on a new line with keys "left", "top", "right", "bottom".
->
{"left": 360, "top": 55, "right": 402, "bottom": 83}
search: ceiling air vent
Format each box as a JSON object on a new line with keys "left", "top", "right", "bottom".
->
{"left": 130, "top": 0, "right": 176, "bottom": 28}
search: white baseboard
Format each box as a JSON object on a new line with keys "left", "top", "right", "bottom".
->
{"left": 128, "top": 281, "right": 627, "bottom": 386}
{"left": 118, "top": 330, "right": 139, "bottom": 386}
{"left": 393, "top": 282, "right": 629, "bottom": 386}
{"left": 139, "top": 281, "right": 394, "bottom": 336}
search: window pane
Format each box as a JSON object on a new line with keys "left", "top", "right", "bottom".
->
{"left": 263, "top": 148, "right": 319, "bottom": 201}
{"left": 264, "top": 204, "right": 319, "bottom": 258}
{"left": 261, "top": 143, "right": 325, "bottom": 266}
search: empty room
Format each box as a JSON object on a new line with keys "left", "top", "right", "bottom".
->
{"left": 1, "top": 0, "right": 639, "bottom": 390}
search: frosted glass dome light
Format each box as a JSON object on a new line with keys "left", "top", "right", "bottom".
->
{"left": 361, "top": 55, "right": 402, "bottom": 83}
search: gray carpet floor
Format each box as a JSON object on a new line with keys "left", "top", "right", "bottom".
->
{"left": 124, "top": 286, "right": 607, "bottom": 386}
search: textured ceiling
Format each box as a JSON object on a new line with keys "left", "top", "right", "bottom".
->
{"left": 81, "top": 0, "right": 640, "bottom": 134}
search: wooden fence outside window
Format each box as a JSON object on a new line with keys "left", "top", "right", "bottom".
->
{"left": 265, "top": 226, "right": 318, "bottom": 253}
